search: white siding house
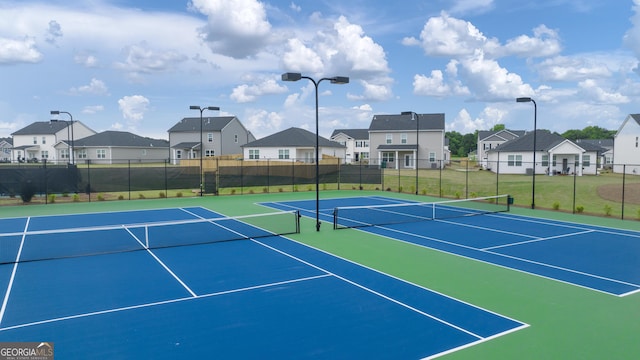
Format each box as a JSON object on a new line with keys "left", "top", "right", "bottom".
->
{"left": 11, "top": 121, "right": 95, "bottom": 164}
{"left": 613, "top": 114, "right": 640, "bottom": 174}
{"left": 242, "top": 127, "right": 345, "bottom": 162}
{"left": 330, "top": 129, "right": 370, "bottom": 164}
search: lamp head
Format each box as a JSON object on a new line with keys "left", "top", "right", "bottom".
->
{"left": 50, "top": 110, "right": 60, "bottom": 115}
{"left": 206, "top": 106, "right": 220, "bottom": 111}
{"left": 516, "top": 97, "right": 533, "bottom": 103}
{"left": 281, "top": 72, "right": 302, "bottom": 82}
{"left": 330, "top": 76, "right": 349, "bottom": 84}
{"left": 189, "top": 105, "right": 200, "bottom": 110}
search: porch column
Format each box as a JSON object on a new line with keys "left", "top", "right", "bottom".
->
{"left": 578, "top": 153, "right": 583, "bottom": 176}
{"left": 395, "top": 150, "right": 399, "bottom": 170}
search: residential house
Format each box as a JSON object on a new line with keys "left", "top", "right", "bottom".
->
{"left": 168, "top": 116, "right": 255, "bottom": 164}
{"left": 68, "top": 131, "right": 169, "bottom": 164}
{"left": 575, "top": 138, "right": 614, "bottom": 169}
{"left": 0, "top": 137, "right": 12, "bottom": 162}
{"left": 486, "top": 130, "right": 605, "bottom": 176}
{"left": 11, "top": 121, "right": 95, "bottom": 164}
{"left": 613, "top": 114, "right": 640, "bottom": 174}
{"left": 477, "top": 129, "right": 526, "bottom": 169}
{"left": 330, "top": 129, "right": 370, "bottom": 164}
{"left": 242, "top": 127, "right": 345, "bottom": 162}
{"left": 368, "top": 113, "right": 445, "bottom": 170}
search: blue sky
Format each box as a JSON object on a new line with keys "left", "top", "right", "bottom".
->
{"left": 1, "top": 0, "right": 639, "bottom": 140}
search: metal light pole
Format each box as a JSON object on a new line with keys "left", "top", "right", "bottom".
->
{"left": 281, "top": 72, "right": 349, "bottom": 231}
{"left": 516, "top": 97, "right": 537, "bottom": 209}
{"left": 189, "top": 105, "right": 220, "bottom": 197}
{"left": 401, "top": 111, "right": 420, "bottom": 195}
{"left": 50, "top": 111, "right": 74, "bottom": 164}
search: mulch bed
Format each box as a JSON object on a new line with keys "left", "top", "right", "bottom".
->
{"left": 597, "top": 183, "right": 640, "bottom": 205}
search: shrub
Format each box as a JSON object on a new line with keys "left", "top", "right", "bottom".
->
{"left": 138, "top": 194, "right": 145, "bottom": 199}
{"left": 49, "top": 194, "right": 56, "bottom": 203}
{"left": 552, "top": 201, "right": 560, "bottom": 210}
{"left": 262, "top": 187, "right": 268, "bottom": 193}
{"left": 576, "top": 205, "right": 584, "bottom": 213}
{"left": 249, "top": 189, "right": 255, "bottom": 194}
{"left": 278, "top": 188, "right": 283, "bottom": 193}
{"left": 159, "top": 192, "right": 166, "bottom": 198}
{"left": 62, "top": 192, "right": 69, "bottom": 197}
{"left": 118, "top": 195, "right": 124, "bottom": 200}
{"left": 97, "top": 194, "right": 105, "bottom": 201}
{"left": 398, "top": 186, "right": 403, "bottom": 193}
{"left": 73, "top": 194, "right": 80, "bottom": 202}
{"left": 455, "top": 191, "right": 461, "bottom": 199}
{"left": 421, "top": 189, "right": 427, "bottom": 195}
{"left": 20, "top": 181, "right": 36, "bottom": 203}
{"left": 410, "top": 185, "right": 415, "bottom": 194}
{"left": 230, "top": 189, "right": 236, "bottom": 195}
{"left": 293, "top": 185, "right": 299, "bottom": 192}
{"left": 176, "top": 191, "right": 183, "bottom": 197}
{"left": 604, "top": 204, "right": 612, "bottom": 216}
{"left": 306, "top": 185, "right": 313, "bottom": 191}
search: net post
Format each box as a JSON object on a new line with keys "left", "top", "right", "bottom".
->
{"left": 145, "top": 225, "right": 149, "bottom": 248}
{"left": 295, "top": 210, "right": 301, "bottom": 233}
{"left": 333, "top": 208, "right": 337, "bottom": 230}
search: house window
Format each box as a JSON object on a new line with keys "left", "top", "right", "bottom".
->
{"left": 41, "top": 151, "right": 48, "bottom": 159}
{"left": 552, "top": 155, "right": 557, "bottom": 166}
{"left": 382, "top": 152, "right": 395, "bottom": 162}
{"left": 61, "top": 148, "right": 69, "bottom": 159}
{"left": 582, "top": 155, "right": 590, "bottom": 167}
{"left": 97, "top": 149, "right": 106, "bottom": 159}
{"left": 355, "top": 140, "right": 368, "bottom": 148}
{"left": 77, "top": 150, "right": 87, "bottom": 159}
{"left": 278, "top": 149, "right": 290, "bottom": 159}
{"left": 176, "top": 150, "right": 182, "bottom": 159}
{"left": 207, "top": 133, "right": 213, "bottom": 143}
{"left": 541, "top": 155, "right": 549, "bottom": 167}
{"left": 33, "top": 137, "right": 37, "bottom": 145}
{"left": 508, "top": 155, "right": 522, "bottom": 167}
{"left": 386, "top": 134, "right": 392, "bottom": 144}
{"left": 205, "top": 149, "right": 214, "bottom": 157}
{"left": 235, "top": 134, "right": 239, "bottom": 143}
{"left": 574, "top": 155, "right": 580, "bottom": 166}
{"left": 429, "top": 152, "right": 436, "bottom": 162}
{"left": 636, "top": 136, "right": 639, "bottom": 148}
{"left": 42, "top": 137, "right": 46, "bottom": 144}
{"left": 141, "top": 149, "right": 147, "bottom": 156}
{"left": 249, "top": 149, "right": 259, "bottom": 159}
{"left": 361, "top": 152, "right": 369, "bottom": 160}
{"left": 401, "top": 133, "right": 407, "bottom": 144}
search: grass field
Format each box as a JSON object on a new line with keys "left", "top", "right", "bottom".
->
{"left": 1, "top": 190, "right": 638, "bottom": 359}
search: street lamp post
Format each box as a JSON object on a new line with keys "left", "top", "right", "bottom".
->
{"left": 401, "top": 111, "right": 420, "bottom": 195}
{"left": 189, "top": 105, "right": 220, "bottom": 197}
{"left": 281, "top": 72, "right": 349, "bottom": 231}
{"left": 50, "top": 111, "right": 74, "bottom": 164}
{"left": 516, "top": 97, "right": 537, "bottom": 209}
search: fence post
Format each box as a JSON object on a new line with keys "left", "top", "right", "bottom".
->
{"left": 128, "top": 159, "right": 131, "bottom": 200}
{"left": 43, "top": 159, "right": 48, "bottom": 204}
{"left": 496, "top": 160, "right": 500, "bottom": 197}
{"left": 164, "top": 159, "right": 168, "bottom": 197}
{"left": 87, "top": 159, "right": 91, "bottom": 202}
{"left": 572, "top": 168, "right": 577, "bottom": 214}
{"left": 622, "top": 164, "right": 626, "bottom": 220}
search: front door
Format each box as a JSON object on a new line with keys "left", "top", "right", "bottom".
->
{"left": 404, "top": 154, "right": 413, "bottom": 168}
{"left": 562, "top": 158, "right": 568, "bottom": 174}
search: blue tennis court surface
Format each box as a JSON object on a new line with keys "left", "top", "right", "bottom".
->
{"left": 0, "top": 207, "right": 526, "bottom": 358}
{"left": 262, "top": 196, "right": 640, "bottom": 297}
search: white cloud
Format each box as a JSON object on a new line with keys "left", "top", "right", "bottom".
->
{"left": 347, "top": 80, "right": 393, "bottom": 101}
{"left": 70, "top": 78, "right": 109, "bottom": 96}
{"left": 535, "top": 55, "right": 612, "bottom": 81}
{"left": 282, "top": 38, "right": 324, "bottom": 73}
{"left": 74, "top": 53, "right": 98, "bottom": 67}
{"left": 502, "top": 25, "right": 562, "bottom": 58}
{"left": 578, "top": 79, "right": 630, "bottom": 104}
{"left": 45, "top": 20, "right": 63, "bottom": 44}
{"left": 230, "top": 78, "right": 288, "bottom": 103}
{"left": 114, "top": 42, "right": 188, "bottom": 79}
{"left": 447, "top": 106, "right": 506, "bottom": 133}
{"left": 290, "top": 2, "right": 301, "bottom": 12}
{"left": 82, "top": 105, "right": 104, "bottom": 114}
{"left": 0, "top": 37, "right": 42, "bottom": 64}
{"left": 449, "top": 0, "right": 494, "bottom": 15}
{"left": 118, "top": 95, "right": 149, "bottom": 122}
{"left": 190, "top": 0, "right": 272, "bottom": 59}
{"left": 245, "top": 109, "right": 283, "bottom": 138}
{"left": 413, "top": 70, "right": 470, "bottom": 97}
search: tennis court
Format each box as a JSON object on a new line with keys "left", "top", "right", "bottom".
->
{"left": 0, "top": 205, "right": 526, "bottom": 358}
{"left": 262, "top": 195, "right": 640, "bottom": 297}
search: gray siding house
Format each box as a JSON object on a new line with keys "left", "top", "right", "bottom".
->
{"left": 168, "top": 116, "right": 255, "bottom": 164}
{"left": 0, "top": 137, "right": 12, "bottom": 162}
{"left": 368, "top": 113, "right": 445, "bottom": 169}
{"left": 69, "top": 131, "right": 169, "bottom": 164}
{"left": 477, "top": 129, "right": 526, "bottom": 169}
{"left": 11, "top": 121, "right": 96, "bottom": 164}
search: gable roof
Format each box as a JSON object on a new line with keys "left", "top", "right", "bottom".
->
{"left": 72, "top": 131, "right": 168, "bottom": 147}
{"left": 331, "top": 129, "right": 369, "bottom": 139}
{"left": 11, "top": 121, "right": 71, "bottom": 135}
{"left": 478, "top": 129, "right": 526, "bottom": 142}
{"left": 0, "top": 137, "right": 12, "bottom": 145}
{"left": 575, "top": 139, "right": 612, "bottom": 150}
{"left": 168, "top": 117, "right": 237, "bottom": 133}
{"left": 243, "top": 127, "right": 344, "bottom": 148}
{"left": 489, "top": 130, "right": 565, "bottom": 152}
{"left": 369, "top": 114, "right": 445, "bottom": 131}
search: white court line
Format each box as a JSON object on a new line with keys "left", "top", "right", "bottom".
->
{"left": 0, "top": 274, "right": 330, "bottom": 332}
{"left": 0, "top": 217, "right": 31, "bottom": 326}
{"left": 482, "top": 230, "right": 596, "bottom": 251}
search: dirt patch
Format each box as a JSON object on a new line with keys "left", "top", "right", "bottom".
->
{"left": 597, "top": 183, "right": 640, "bottom": 204}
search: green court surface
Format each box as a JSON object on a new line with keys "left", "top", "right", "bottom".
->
{"left": 1, "top": 190, "right": 638, "bottom": 359}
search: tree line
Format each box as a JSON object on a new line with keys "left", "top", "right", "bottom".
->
{"left": 446, "top": 125, "right": 616, "bottom": 158}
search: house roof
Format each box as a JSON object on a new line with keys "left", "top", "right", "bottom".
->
{"left": 172, "top": 142, "right": 200, "bottom": 150}
{"left": 72, "top": 131, "right": 168, "bottom": 147}
{"left": 0, "top": 137, "right": 12, "bottom": 145}
{"left": 369, "top": 114, "right": 445, "bottom": 131}
{"left": 330, "top": 129, "right": 369, "bottom": 139}
{"left": 11, "top": 121, "right": 71, "bottom": 135}
{"left": 243, "top": 127, "right": 345, "bottom": 148}
{"left": 478, "top": 129, "right": 526, "bottom": 141}
{"left": 489, "top": 130, "right": 565, "bottom": 152}
{"left": 575, "top": 139, "right": 612, "bottom": 150}
{"left": 168, "top": 117, "right": 237, "bottom": 132}
{"left": 377, "top": 144, "right": 418, "bottom": 150}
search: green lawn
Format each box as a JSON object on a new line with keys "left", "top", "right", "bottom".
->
{"left": 2, "top": 191, "right": 638, "bottom": 359}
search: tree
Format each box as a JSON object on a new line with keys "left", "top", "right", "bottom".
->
{"left": 445, "top": 131, "right": 463, "bottom": 156}
{"left": 561, "top": 126, "right": 615, "bottom": 140}
{"left": 490, "top": 124, "right": 505, "bottom": 131}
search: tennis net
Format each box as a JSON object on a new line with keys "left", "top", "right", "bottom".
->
{"left": 0, "top": 210, "right": 300, "bottom": 264}
{"left": 333, "top": 195, "right": 511, "bottom": 229}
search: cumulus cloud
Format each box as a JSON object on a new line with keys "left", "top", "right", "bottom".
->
{"left": 190, "top": 0, "right": 272, "bottom": 59}
{"left": 535, "top": 55, "right": 611, "bottom": 81}
{"left": 70, "top": 78, "right": 109, "bottom": 96}
{"left": 501, "top": 25, "right": 561, "bottom": 58}
{"left": 447, "top": 107, "right": 506, "bottom": 133}
{"left": 413, "top": 70, "right": 470, "bottom": 97}
{"left": 45, "top": 20, "right": 63, "bottom": 44}
{"left": 114, "top": 42, "right": 188, "bottom": 79}
{"left": 74, "top": 53, "right": 99, "bottom": 67}
{"left": 245, "top": 109, "right": 284, "bottom": 138}
{"left": 449, "top": 0, "right": 494, "bottom": 15}
{"left": 0, "top": 37, "right": 42, "bottom": 64}
{"left": 578, "top": 79, "right": 630, "bottom": 104}
{"left": 118, "top": 95, "right": 150, "bottom": 122}
{"left": 82, "top": 105, "right": 105, "bottom": 114}
{"left": 230, "top": 78, "right": 288, "bottom": 103}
